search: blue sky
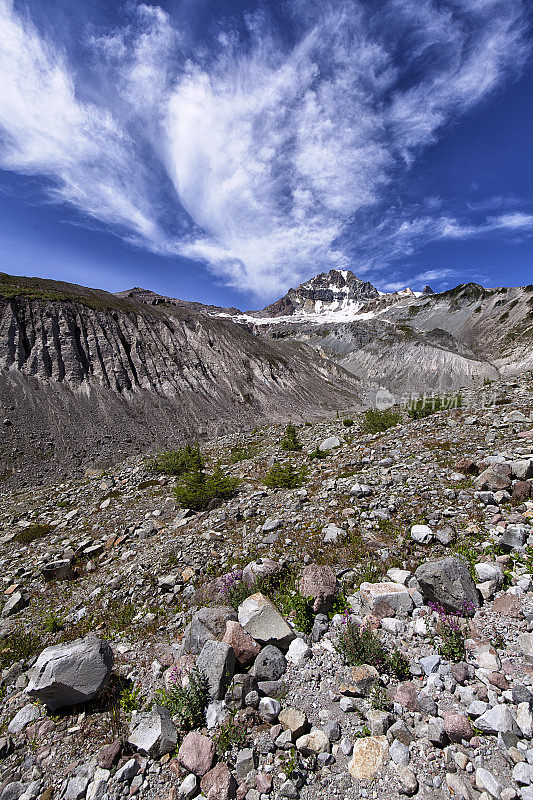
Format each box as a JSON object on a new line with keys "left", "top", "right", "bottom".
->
{"left": 0, "top": 0, "right": 531, "bottom": 309}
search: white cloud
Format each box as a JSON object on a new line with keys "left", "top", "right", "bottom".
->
{"left": 0, "top": 0, "right": 530, "bottom": 297}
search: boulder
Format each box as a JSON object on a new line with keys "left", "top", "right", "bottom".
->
{"left": 182, "top": 606, "right": 237, "bottom": 655}
{"left": 360, "top": 582, "right": 413, "bottom": 615}
{"left": 500, "top": 525, "right": 528, "bottom": 552}
{"left": 253, "top": 645, "right": 286, "bottom": 681}
{"left": 410, "top": 525, "right": 433, "bottom": 544}
{"left": 476, "top": 705, "right": 521, "bottom": 736}
{"left": 200, "top": 763, "right": 237, "bottom": 800}
{"left": 238, "top": 593, "right": 295, "bottom": 650}
{"left": 177, "top": 732, "right": 216, "bottom": 776}
{"left": 323, "top": 524, "right": 345, "bottom": 543}
{"left": 26, "top": 634, "right": 113, "bottom": 710}
{"left": 475, "top": 464, "right": 512, "bottom": 491}
{"left": 222, "top": 621, "right": 261, "bottom": 666}
{"left": 296, "top": 728, "right": 330, "bottom": 755}
{"left": 511, "top": 459, "right": 533, "bottom": 480}
{"left": 40, "top": 560, "right": 75, "bottom": 582}
{"left": 299, "top": 564, "right": 337, "bottom": 613}
{"left": 2, "top": 592, "right": 29, "bottom": 618}
{"left": 196, "top": 641, "right": 235, "bottom": 699}
{"left": 127, "top": 707, "right": 177, "bottom": 757}
{"left": 279, "top": 707, "right": 309, "bottom": 739}
{"left": 242, "top": 558, "right": 282, "bottom": 588}
{"left": 340, "top": 665, "right": 380, "bottom": 697}
{"left": 319, "top": 436, "right": 341, "bottom": 451}
{"left": 415, "top": 558, "right": 479, "bottom": 614}
{"left": 348, "top": 736, "right": 389, "bottom": 780}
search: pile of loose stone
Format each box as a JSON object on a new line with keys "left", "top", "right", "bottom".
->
{"left": 1, "top": 374, "right": 533, "bottom": 800}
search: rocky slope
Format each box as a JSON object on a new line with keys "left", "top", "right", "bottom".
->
{"left": 1, "top": 374, "right": 533, "bottom": 800}
{"left": 0, "top": 273, "right": 361, "bottom": 485}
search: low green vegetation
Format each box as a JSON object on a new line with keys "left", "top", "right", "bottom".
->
{"left": 280, "top": 423, "right": 302, "bottom": 451}
{"left": 407, "top": 394, "right": 462, "bottom": 419}
{"left": 264, "top": 460, "right": 307, "bottom": 489}
{"left": 149, "top": 444, "right": 205, "bottom": 476}
{"left": 155, "top": 667, "right": 209, "bottom": 731}
{"left": 175, "top": 463, "right": 239, "bottom": 510}
{"left": 336, "top": 618, "right": 410, "bottom": 679}
{"left": 342, "top": 418, "right": 354, "bottom": 427}
{"left": 214, "top": 714, "right": 248, "bottom": 754}
{"left": 227, "top": 442, "right": 258, "bottom": 463}
{"left": 0, "top": 626, "right": 43, "bottom": 669}
{"left": 308, "top": 445, "right": 328, "bottom": 460}
{"left": 15, "top": 524, "right": 54, "bottom": 544}
{"left": 360, "top": 408, "right": 401, "bottom": 433}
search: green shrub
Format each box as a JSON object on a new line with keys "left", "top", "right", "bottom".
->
{"left": 407, "top": 394, "right": 462, "bottom": 420}
{"left": 154, "top": 667, "right": 209, "bottom": 731}
{"left": 336, "top": 617, "right": 410, "bottom": 677}
{"left": 43, "top": 612, "right": 64, "bottom": 634}
{"left": 214, "top": 714, "right": 248, "bottom": 754}
{"left": 280, "top": 423, "right": 302, "bottom": 451}
{"left": 308, "top": 445, "right": 328, "bottom": 460}
{"left": 342, "top": 418, "right": 354, "bottom": 427}
{"left": 336, "top": 618, "right": 390, "bottom": 672}
{"left": 264, "top": 461, "right": 307, "bottom": 489}
{"left": 120, "top": 684, "right": 143, "bottom": 712}
{"left": 228, "top": 443, "right": 258, "bottom": 463}
{"left": 150, "top": 444, "right": 205, "bottom": 476}
{"left": 429, "top": 602, "right": 468, "bottom": 662}
{"left": 175, "top": 463, "right": 239, "bottom": 511}
{"left": 360, "top": 408, "right": 401, "bottom": 433}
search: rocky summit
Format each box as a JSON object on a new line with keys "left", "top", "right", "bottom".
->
{"left": 1, "top": 369, "right": 533, "bottom": 800}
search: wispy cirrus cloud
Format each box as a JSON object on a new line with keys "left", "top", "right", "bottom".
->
{"left": 0, "top": 0, "right": 530, "bottom": 297}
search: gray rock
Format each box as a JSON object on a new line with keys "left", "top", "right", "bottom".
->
{"left": 319, "top": 436, "right": 341, "bottom": 451}
{"left": 41, "top": 560, "right": 74, "bottom": 582}
{"left": 196, "top": 640, "right": 235, "bottom": 699}
{"left": 183, "top": 606, "right": 237, "bottom": 655}
{"left": 419, "top": 654, "right": 440, "bottom": 675}
{"left": 253, "top": 645, "right": 286, "bottom": 681}
{"left": 390, "top": 739, "right": 410, "bottom": 765}
{"left": 2, "top": 592, "right": 29, "bottom": 618}
{"left": 476, "top": 705, "right": 521, "bottom": 736}
{"left": 178, "top": 773, "right": 197, "bottom": 800}
{"left": 238, "top": 593, "right": 295, "bottom": 650}
{"left": 397, "top": 766, "right": 418, "bottom": 796}
{"left": 0, "top": 784, "right": 27, "bottom": 800}
{"left": 501, "top": 525, "right": 528, "bottom": 552}
{"left": 26, "top": 634, "right": 113, "bottom": 710}
{"left": 415, "top": 558, "right": 479, "bottom": 614}
{"left": 7, "top": 704, "right": 42, "bottom": 734}
{"left": 114, "top": 759, "right": 140, "bottom": 783}
{"left": 127, "top": 707, "right": 177, "bottom": 757}
{"left": 234, "top": 748, "right": 257, "bottom": 780}
{"left": 475, "top": 767, "right": 503, "bottom": 799}
{"left": 410, "top": 525, "right": 433, "bottom": 544}
{"left": 258, "top": 696, "right": 281, "bottom": 722}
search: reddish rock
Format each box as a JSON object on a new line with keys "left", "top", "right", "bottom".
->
{"left": 444, "top": 713, "right": 473, "bottom": 743}
{"left": 450, "top": 663, "right": 470, "bottom": 685}
{"left": 201, "top": 762, "right": 237, "bottom": 800}
{"left": 177, "top": 732, "right": 215, "bottom": 777}
{"left": 299, "top": 564, "right": 337, "bottom": 613}
{"left": 456, "top": 458, "right": 478, "bottom": 476}
{"left": 97, "top": 738, "right": 122, "bottom": 769}
{"left": 487, "top": 672, "right": 509, "bottom": 691}
{"left": 394, "top": 682, "right": 419, "bottom": 711}
{"left": 256, "top": 773, "right": 273, "bottom": 793}
{"left": 512, "top": 481, "right": 532, "bottom": 503}
{"left": 222, "top": 621, "right": 261, "bottom": 666}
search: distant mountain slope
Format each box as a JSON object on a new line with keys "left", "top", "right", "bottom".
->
{"left": 0, "top": 273, "right": 361, "bottom": 484}
{"left": 241, "top": 274, "right": 533, "bottom": 394}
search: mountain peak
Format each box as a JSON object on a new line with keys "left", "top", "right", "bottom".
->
{"left": 261, "top": 269, "right": 379, "bottom": 317}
